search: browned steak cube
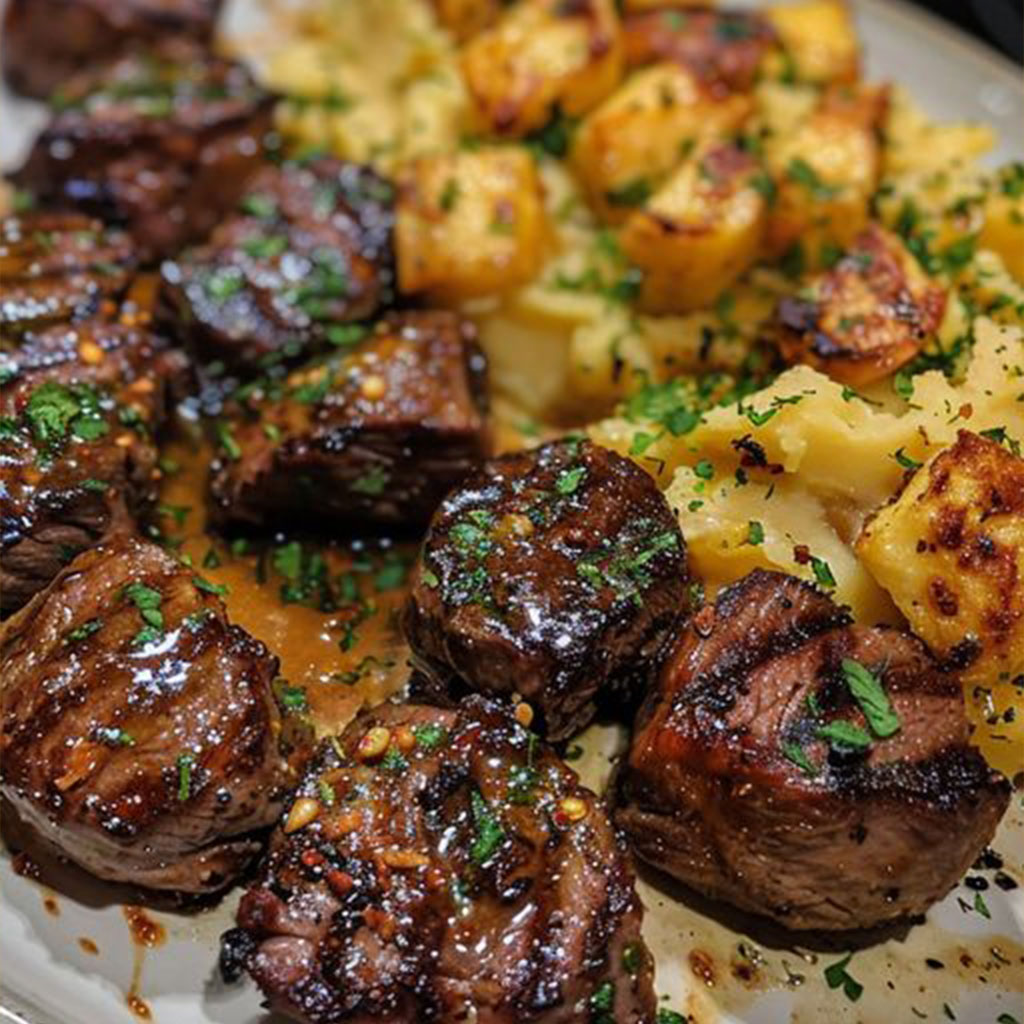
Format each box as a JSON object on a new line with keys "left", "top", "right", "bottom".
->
{"left": 616, "top": 569, "right": 1011, "bottom": 931}
{"left": 0, "top": 211, "right": 137, "bottom": 342}
{"left": 161, "top": 157, "right": 395, "bottom": 372}
{"left": 2, "top": 0, "right": 223, "bottom": 99}
{"left": 224, "top": 697, "right": 654, "bottom": 1023}
{"left": 403, "top": 439, "right": 689, "bottom": 741}
{"left": 0, "top": 534, "right": 285, "bottom": 893}
{"left": 12, "top": 40, "right": 275, "bottom": 261}
{"left": 0, "top": 319, "right": 188, "bottom": 614}
{"left": 208, "top": 310, "right": 489, "bottom": 531}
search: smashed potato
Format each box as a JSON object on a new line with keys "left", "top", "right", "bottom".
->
{"left": 764, "top": 0, "right": 859, "bottom": 85}
{"left": 857, "top": 430, "right": 1024, "bottom": 689}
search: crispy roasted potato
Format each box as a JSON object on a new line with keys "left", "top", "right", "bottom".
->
{"left": 395, "top": 146, "right": 547, "bottom": 301}
{"left": 765, "top": 83, "right": 888, "bottom": 265}
{"left": 857, "top": 430, "right": 1024, "bottom": 687}
{"left": 765, "top": 0, "right": 859, "bottom": 85}
{"left": 622, "top": 6, "right": 776, "bottom": 91}
{"left": 571, "top": 63, "right": 752, "bottom": 225}
{"left": 621, "top": 142, "right": 767, "bottom": 313}
{"left": 431, "top": 0, "right": 502, "bottom": 41}
{"left": 460, "top": 0, "right": 623, "bottom": 138}
{"left": 981, "top": 162, "right": 1024, "bottom": 284}
{"left": 775, "top": 223, "right": 946, "bottom": 386}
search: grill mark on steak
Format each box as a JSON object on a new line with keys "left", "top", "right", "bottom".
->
{"left": 12, "top": 39, "right": 275, "bottom": 261}
{"left": 1, "top": 319, "right": 189, "bottom": 614}
{"left": 160, "top": 157, "right": 395, "bottom": 373}
{"left": 617, "top": 569, "right": 1010, "bottom": 930}
{"left": 227, "top": 697, "right": 655, "bottom": 1023}
{"left": 208, "top": 310, "right": 490, "bottom": 532}
{"left": 403, "top": 439, "right": 689, "bottom": 741}
{"left": 1, "top": 212, "right": 137, "bottom": 341}
{"left": 2, "top": 0, "right": 222, "bottom": 99}
{"left": 0, "top": 535, "right": 286, "bottom": 893}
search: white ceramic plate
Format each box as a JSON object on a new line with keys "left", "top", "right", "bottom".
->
{"left": 1, "top": 2, "right": 1022, "bottom": 1022}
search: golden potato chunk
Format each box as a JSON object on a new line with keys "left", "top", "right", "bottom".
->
{"left": 857, "top": 430, "right": 1024, "bottom": 687}
{"left": 460, "top": 0, "right": 623, "bottom": 138}
{"left": 431, "top": 0, "right": 502, "bottom": 41}
{"left": 571, "top": 63, "right": 752, "bottom": 224}
{"left": 765, "top": 83, "right": 888, "bottom": 265}
{"left": 981, "top": 162, "right": 1024, "bottom": 284}
{"left": 396, "top": 147, "right": 547, "bottom": 301}
{"left": 765, "top": 0, "right": 859, "bottom": 85}
{"left": 620, "top": 142, "right": 767, "bottom": 313}
{"left": 622, "top": 6, "right": 776, "bottom": 91}
{"left": 775, "top": 223, "right": 946, "bottom": 386}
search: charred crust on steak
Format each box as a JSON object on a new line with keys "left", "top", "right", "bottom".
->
{"left": 2, "top": 0, "right": 223, "bottom": 99}
{"left": 160, "top": 156, "right": 395, "bottom": 373}
{"left": 0, "top": 318, "right": 189, "bottom": 614}
{"left": 207, "top": 310, "right": 490, "bottom": 531}
{"left": 404, "top": 438, "right": 689, "bottom": 740}
{"left": 0, "top": 535, "right": 286, "bottom": 893}
{"left": 617, "top": 568, "right": 1011, "bottom": 931}
{"left": 12, "top": 40, "right": 276, "bottom": 261}
{"left": 227, "top": 697, "right": 655, "bottom": 1023}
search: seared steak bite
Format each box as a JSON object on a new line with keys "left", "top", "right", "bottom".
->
{"left": 225, "top": 697, "right": 654, "bottom": 1024}
{"left": 161, "top": 157, "right": 395, "bottom": 372}
{"left": 0, "top": 535, "right": 286, "bottom": 893}
{"left": 13, "top": 41, "right": 275, "bottom": 261}
{"left": 2, "top": 0, "right": 223, "bottom": 99}
{"left": 208, "top": 310, "right": 489, "bottom": 531}
{"left": 617, "top": 569, "right": 1011, "bottom": 931}
{"left": 622, "top": 6, "right": 776, "bottom": 92}
{"left": 404, "top": 439, "right": 688, "bottom": 741}
{"left": 1, "top": 212, "right": 136, "bottom": 341}
{"left": 0, "top": 319, "right": 187, "bottom": 614}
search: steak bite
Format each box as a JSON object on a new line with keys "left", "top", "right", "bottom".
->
{"left": 0, "top": 319, "right": 188, "bottom": 614}
{"left": 225, "top": 697, "right": 654, "bottom": 1024}
{"left": 208, "top": 310, "right": 489, "bottom": 531}
{"left": 13, "top": 40, "right": 275, "bottom": 261}
{"left": 0, "top": 535, "right": 286, "bottom": 893}
{"left": 1, "top": 211, "right": 137, "bottom": 341}
{"left": 161, "top": 157, "right": 395, "bottom": 372}
{"left": 2, "top": 0, "right": 223, "bottom": 99}
{"left": 617, "top": 569, "right": 1011, "bottom": 931}
{"left": 403, "top": 439, "right": 688, "bottom": 741}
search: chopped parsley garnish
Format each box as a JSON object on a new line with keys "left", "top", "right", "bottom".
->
{"left": 469, "top": 789, "right": 505, "bottom": 866}
{"left": 656, "top": 1011, "right": 687, "bottom": 1024}
{"left": 24, "top": 380, "right": 109, "bottom": 452}
{"left": 380, "top": 746, "right": 409, "bottom": 775}
{"left": 622, "top": 942, "right": 646, "bottom": 975}
{"left": 122, "top": 582, "right": 164, "bottom": 631}
{"left": 275, "top": 683, "right": 308, "bottom": 713}
{"left": 326, "top": 323, "right": 368, "bottom": 348}
{"left": 817, "top": 719, "right": 872, "bottom": 752}
{"left": 205, "top": 268, "right": 244, "bottom": 301}
{"left": 439, "top": 177, "right": 460, "bottom": 211}
{"left": 242, "top": 234, "right": 288, "bottom": 260}
{"left": 176, "top": 753, "right": 195, "bottom": 801}
{"left": 786, "top": 157, "right": 840, "bottom": 200}
{"left": 823, "top": 952, "right": 863, "bottom": 1002}
{"left": 96, "top": 726, "right": 134, "bottom": 747}
{"left": 810, "top": 556, "right": 836, "bottom": 589}
{"left": 350, "top": 465, "right": 390, "bottom": 495}
{"left": 973, "top": 890, "right": 991, "bottom": 919}
{"left": 65, "top": 618, "right": 102, "bottom": 645}
{"left": 240, "top": 193, "right": 277, "bottom": 219}
{"left": 841, "top": 658, "right": 901, "bottom": 738}
{"left": 893, "top": 447, "right": 922, "bottom": 470}
{"left": 413, "top": 723, "right": 448, "bottom": 750}
{"left": 193, "top": 576, "right": 229, "bottom": 597}
{"left": 782, "top": 740, "right": 818, "bottom": 776}
{"left": 555, "top": 465, "right": 586, "bottom": 495}
{"left": 317, "top": 780, "right": 336, "bottom": 806}
{"left": 216, "top": 422, "right": 241, "bottom": 460}
{"left": 746, "top": 520, "right": 765, "bottom": 546}
{"left": 605, "top": 178, "right": 652, "bottom": 208}
{"left": 693, "top": 459, "right": 714, "bottom": 480}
